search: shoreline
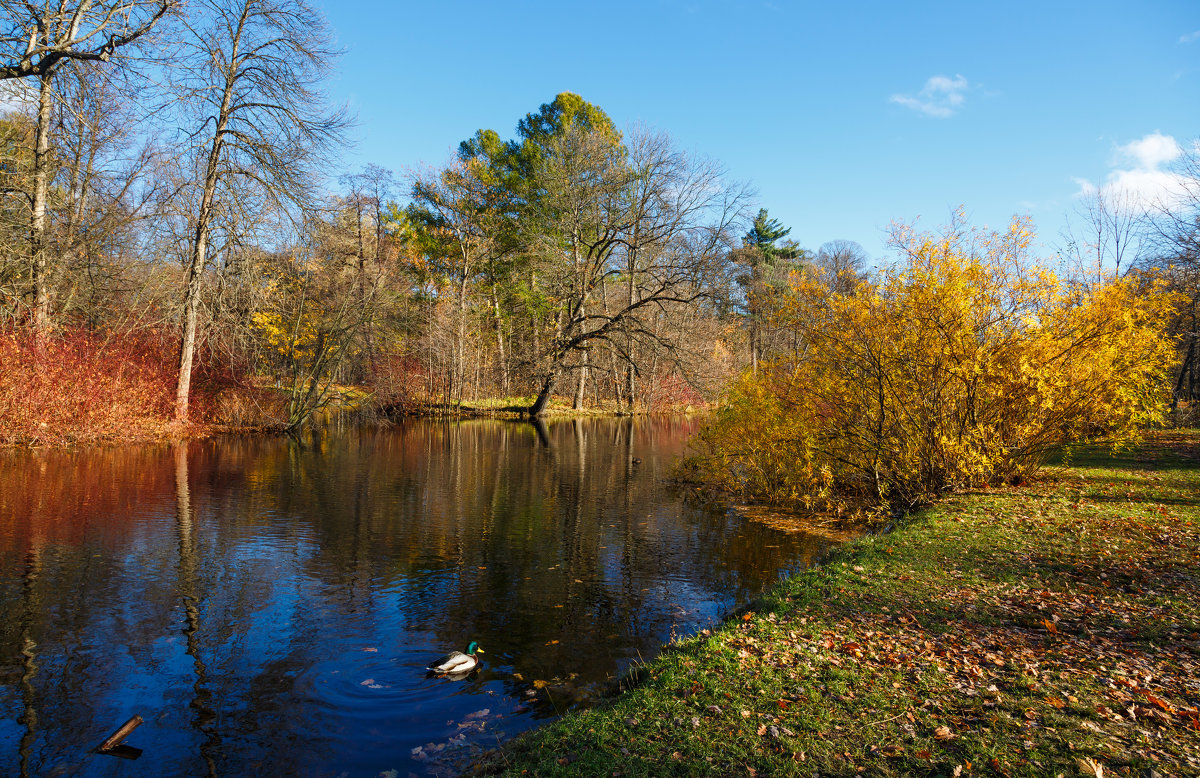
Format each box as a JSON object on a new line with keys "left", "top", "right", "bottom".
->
{"left": 0, "top": 399, "right": 710, "bottom": 449}
{"left": 470, "top": 430, "right": 1200, "bottom": 777}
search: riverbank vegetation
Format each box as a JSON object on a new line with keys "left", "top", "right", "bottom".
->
{"left": 2, "top": 5, "right": 1197, "bottom": 447}
{"left": 0, "top": 2, "right": 761, "bottom": 444}
{"left": 477, "top": 430, "right": 1200, "bottom": 777}
{"left": 684, "top": 214, "right": 1180, "bottom": 515}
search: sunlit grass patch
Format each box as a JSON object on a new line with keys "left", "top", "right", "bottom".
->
{"left": 473, "top": 431, "right": 1200, "bottom": 777}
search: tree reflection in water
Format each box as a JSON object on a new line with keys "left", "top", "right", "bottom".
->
{"left": 0, "top": 417, "right": 840, "bottom": 776}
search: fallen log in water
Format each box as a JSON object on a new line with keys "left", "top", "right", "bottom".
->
{"left": 97, "top": 715, "right": 143, "bottom": 754}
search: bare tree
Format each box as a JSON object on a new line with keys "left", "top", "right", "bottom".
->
{"left": 814, "top": 239, "right": 870, "bottom": 294}
{"left": 255, "top": 234, "right": 380, "bottom": 430}
{"left": 1141, "top": 143, "right": 1200, "bottom": 406}
{"left": 407, "top": 159, "right": 504, "bottom": 406}
{"left": 1145, "top": 145, "right": 1200, "bottom": 270}
{"left": 527, "top": 125, "right": 747, "bottom": 416}
{"left": 1060, "top": 186, "right": 1147, "bottom": 283}
{"left": 50, "top": 62, "right": 164, "bottom": 325}
{"left": 311, "top": 165, "right": 397, "bottom": 384}
{"left": 338, "top": 164, "right": 395, "bottom": 276}
{"left": 0, "top": 110, "right": 34, "bottom": 323}
{"left": 0, "top": 1, "right": 173, "bottom": 330}
{"left": 168, "top": 0, "right": 349, "bottom": 424}
{"left": 0, "top": 0, "right": 172, "bottom": 79}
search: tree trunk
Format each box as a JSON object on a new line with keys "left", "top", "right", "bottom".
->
{"left": 175, "top": 249, "right": 205, "bottom": 423}
{"left": 601, "top": 283, "right": 622, "bottom": 407}
{"left": 354, "top": 201, "right": 374, "bottom": 383}
{"left": 175, "top": 3, "right": 254, "bottom": 425}
{"left": 493, "top": 286, "right": 508, "bottom": 394}
{"left": 174, "top": 152, "right": 221, "bottom": 424}
{"left": 175, "top": 97, "right": 236, "bottom": 423}
{"left": 573, "top": 348, "right": 589, "bottom": 410}
{"left": 625, "top": 361, "right": 636, "bottom": 412}
{"left": 425, "top": 296, "right": 435, "bottom": 400}
{"left": 530, "top": 269, "right": 539, "bottom": 363}
{"left": 1176, "top": 338, "right": 1195, "bottom": 402}
{"left": 750, "top": 317, "right": 759, "bottom": 375}
{"left": 530, "top": 366, "right": 558, "bottom": 417}
{"left": 455, "top": 273, "right": 467, "bottom": 407}
{"left": 30, "top": 70, "right": 54, "bottom": 332}
{"left": 572, "top": 300, "right": 588, "bottom": 410}
{"left": 625, "top": 270, "right": 637, "bottom": 412}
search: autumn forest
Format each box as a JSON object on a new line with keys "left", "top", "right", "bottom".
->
{"left": 0, "top": 0, "right": 1198, "bottom": 507}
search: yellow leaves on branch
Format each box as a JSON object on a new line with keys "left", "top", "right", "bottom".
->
{"left": 692, "top": 214, "right": 1178, "bottom": 512}
{"left": 252, "top": 306, "right": 332, "bottom": 365}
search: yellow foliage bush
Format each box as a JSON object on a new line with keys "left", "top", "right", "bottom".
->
{"left": 690, "top": 215, "right": 1178, "bottom": 513}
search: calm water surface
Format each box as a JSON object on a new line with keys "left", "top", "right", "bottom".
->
{"left": 0, "top": 417, "right": 836, "bottom": 777}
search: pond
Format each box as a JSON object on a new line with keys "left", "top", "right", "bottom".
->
{"left": 0, "top": 417, "right": 839, "bottom": 776}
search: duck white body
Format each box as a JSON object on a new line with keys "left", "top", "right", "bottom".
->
{"left": 428, "top": 641, "right": 483, "bottom": 673}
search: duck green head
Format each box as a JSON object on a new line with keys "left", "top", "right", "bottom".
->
{"left": 465, "top": 641, "right": 483, "bottom": 655}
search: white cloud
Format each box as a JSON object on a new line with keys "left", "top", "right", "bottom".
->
{"left": 1115, "top": 131, "right": 1182, "bottom": 169}
{"left": 1074, "top": 132, "right": 1194, "bottom": 208}
{"left": 1071, "top": 176, "right": 1097, "bottom": 197}
{"left": 1180, "top": 30, "right": 1200, "bottom": 44}
{"left": 889, "top": 74, "right": 969, "bottom": 118}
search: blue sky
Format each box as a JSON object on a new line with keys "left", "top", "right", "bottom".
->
{"left": 318, "top": 0, "right": 1198, "bottom": 261}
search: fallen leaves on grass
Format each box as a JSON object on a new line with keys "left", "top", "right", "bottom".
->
{"left": 699, "top": 441, "right": 1200, "bottom": 776}
{"left": 482, "top": 433, "right": 1200, "bottom": 778}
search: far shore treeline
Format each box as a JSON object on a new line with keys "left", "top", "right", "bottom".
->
{"left": 0, "top": 1, "right": 1196, "bottom": 482}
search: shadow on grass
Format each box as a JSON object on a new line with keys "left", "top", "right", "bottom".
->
{"left": 1051, "top": 434, "right": 1200, "bottom": 473}
{"left": 891, "top": 547, "right": 1198, "bottom": 639}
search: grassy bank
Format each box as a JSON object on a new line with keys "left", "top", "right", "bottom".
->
{"left": 474, "top": 431, "right": 1200, "bottom": 777}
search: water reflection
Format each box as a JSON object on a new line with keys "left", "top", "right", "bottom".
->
{"left": 0, "top": 417, "right": 837, "bottom": 776}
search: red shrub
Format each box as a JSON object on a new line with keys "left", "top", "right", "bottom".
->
{"left": 643, "top": 369, "right": 705, "bottom": 410}
{"left": 369, "top": 352, "right": 427, "bottom": 410}
{"left": 0, "top": 327, "right": 180, "bottom": 445}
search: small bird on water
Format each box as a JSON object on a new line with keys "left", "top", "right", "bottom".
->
{"left": 427, "top": 641, "right": 484, "bottom": 674}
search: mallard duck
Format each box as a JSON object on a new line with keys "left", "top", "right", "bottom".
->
{"left": 427, "top": 641, "right": 484, "bottom": 674}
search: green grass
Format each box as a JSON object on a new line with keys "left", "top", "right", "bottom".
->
{"left": 472, "top": 431, "right": 1200, "bottom": 777}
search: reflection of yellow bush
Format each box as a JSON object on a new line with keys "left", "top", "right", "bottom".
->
{"left": 691, "top": 216, "right": 1178, "bottom": 513}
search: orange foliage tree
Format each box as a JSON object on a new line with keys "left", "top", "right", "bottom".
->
{"left": 688, "top": 214, "right": 1178, "bottom": 513}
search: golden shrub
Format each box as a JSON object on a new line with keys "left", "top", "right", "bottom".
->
{"left": 691, "top": 216, "right": 1178, "bottom": 512}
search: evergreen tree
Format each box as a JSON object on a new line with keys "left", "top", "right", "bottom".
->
{"left": 744, "top": 208, "right": 800, "bottom": 263}
{"left": 735, "top": 209, "right": 806, "bottom": 372}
